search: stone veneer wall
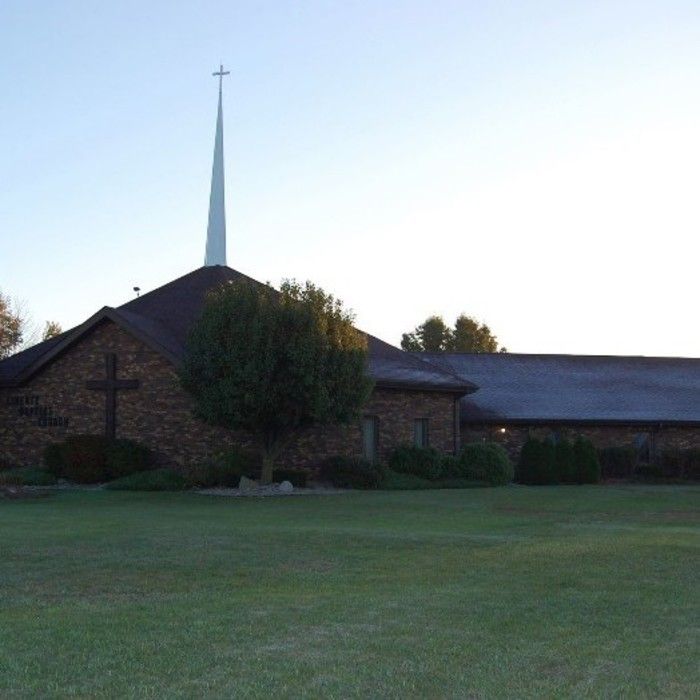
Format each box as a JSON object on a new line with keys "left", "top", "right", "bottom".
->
{"left": 0, "top": 320, "right": 459, "bottom": 470}
{"left": 462, "top": 422, "right": 700, "bottom": 461}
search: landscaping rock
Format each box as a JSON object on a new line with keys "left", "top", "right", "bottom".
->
{"left": 1, "top": 485, "right": 22, "bottom": 499}
{"left": 238, "top": 475, "right": 258, "bottom": 492}
{"left": 0, "top": 486, "right": 52, "bottom": 500}
{"left": 278, "top": 480, "right": 294, "bottom": 494}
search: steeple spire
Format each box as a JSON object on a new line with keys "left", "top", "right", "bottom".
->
{"left": 204, "top": 64, "right": 230, "bottom": 266}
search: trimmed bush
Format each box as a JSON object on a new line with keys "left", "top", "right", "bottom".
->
{"left": 657, "top": 448, "right": 700, "bottom": 481}
{"left": 440, "top": 455, "right": 462, "bottom": 479}
{"left": 687, "top": 449, "right": 700, "bottom": 480}
{"left": 598, "top": 446, "right": 637, "bottom": 479}
{"left": 573, "top": 437, "right": 601, "bottom": 484}
{"left": 379, "top": 469, "right": 485, "bottom": 491}
{"left": 58, "top": 435, "right": 110, "bottom": 483}
{"left": 380, "top": 469, "right": 433, "bottom": 490}
{"left": 44, "top": 435, "right": 153, "bottom": 484}
{"left": 105, "top": 469, "right": 187, "bottom": 491}
{"left": 0, "top": 467, "right": 57, "bottom": 486}
{"left": 435, "top": 478, "right": 489, "bottom": 489}
{"left": 273, "top": 468, "right": 309, "bottom": 488}
{"left": 43, "top": 436, "right": 154, "bottom": 483}
{"left": 459, "top": 442, "right": 513, "bottom": 486}
{"left": 517, "top": 438, "right": 557, "bottom": 485}
{"left": 388, "top": 445, "right": 443, "bottom": 481}
{"left": 635, "top": 463, "right": 663, "bottom": 480}
{"left": 105, "top": 439, "right": 153, "bottom": 479}
{"left": 318, "top": 456, "right": 385, "bottom": 489}
{"left": 554, "top": 438, "right": 576, "bottom": 483}
{"left": 43, "top": 443, "right": 64, "bottom": 477}
{"left": 188, "top": 447, "right": 259, "bottom": 488}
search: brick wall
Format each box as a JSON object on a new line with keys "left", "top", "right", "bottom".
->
{"left": 0, "top": 320, "right": 458, "bottom": 471}
{"left": 462, "top": 422, "right": 700, "bottom": 461}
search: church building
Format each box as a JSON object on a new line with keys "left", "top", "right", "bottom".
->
{"left": 2, "top": 68, "right": 698, "bottom": 473}
{"left": 0, "top": 68, "right": 472, "bottom": 470}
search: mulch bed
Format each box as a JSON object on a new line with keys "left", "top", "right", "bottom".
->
{"left": 0, "top": 486, "right": 54, "bottom": 500}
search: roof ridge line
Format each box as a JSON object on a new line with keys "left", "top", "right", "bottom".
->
{"left": 422, "top": 351, "right": 700, "bottom": 362}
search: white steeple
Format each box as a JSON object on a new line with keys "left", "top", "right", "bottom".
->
{"left": 204, "top": 64, "right": 229, "bottom": 266}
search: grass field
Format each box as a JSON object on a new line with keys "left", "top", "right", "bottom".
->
{"left": 1, "top": 486, "right": 698, "bottom": 698}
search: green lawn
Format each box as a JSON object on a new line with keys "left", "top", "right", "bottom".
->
{"left": 1, "top": 486, "right": 698, "bottom": 698}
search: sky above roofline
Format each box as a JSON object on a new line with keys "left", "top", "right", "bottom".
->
{"left": 1, "top": 1, "right": 699, "bottom": 356}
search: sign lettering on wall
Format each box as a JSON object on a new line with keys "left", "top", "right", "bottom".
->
{"left": 6, "top": 395, "right": 70, "bottom": 428}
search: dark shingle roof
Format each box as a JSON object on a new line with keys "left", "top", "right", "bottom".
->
{"left": 0, "top": 332, "right": 66, "bottom": 384}
{"left": 0, "top": 266, "right": 473, "bottom": 394}
{"left": 420, "top": 352, "right": 700, "bottom": 425}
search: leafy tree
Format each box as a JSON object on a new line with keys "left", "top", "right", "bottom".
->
{"left": 42, "top": 320, "right": 63, "bottom": 341}
{"left": 0, "top": 290, "right": 23, "bottom": 359}
{"left": 180, "top": 280, "right": 373, "bottom": 483}
{"left": 401, "top": 313, "right": 506, "bottom": 353}
{"left": 451, "top": 314, "right": 506, "bottom": 353}
{"left": 401, "top": 315, "right": 452, "bottom": 352}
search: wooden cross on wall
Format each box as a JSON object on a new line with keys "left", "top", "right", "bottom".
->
{"left": 86, "top": 353, "right": 139, "bottom": 438}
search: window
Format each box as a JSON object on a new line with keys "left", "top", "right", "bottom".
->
{"left": 633, "top": 432, "right": 652, "bottom": 463}
{"left": 414, "top": 418, "right": 430, "bottom": 448}
{"left": 362, "top": 416, "right": 378, "bottom": 462}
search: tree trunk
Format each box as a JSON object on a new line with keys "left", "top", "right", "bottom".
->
{"left": 260, "top": 451, "right": 275, "bottom": 485}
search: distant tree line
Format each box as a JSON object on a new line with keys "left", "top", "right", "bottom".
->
{"left": 0, "top": 289, "right": 62, "bottom": 359}
{"left": 401, "top": 314, "right": 506, "bottom": 353}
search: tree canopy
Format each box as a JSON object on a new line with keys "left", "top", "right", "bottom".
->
{"left": 401, "top": 314, "right": 506, "bottom": 353}
{"left": 0, "top": 290, "right": 23, "bottom": 359}
{"left": 180, "top": 280, "right": 374, "bottom": 483}
{"left": 42, "top": 321, "right": 63, "bottom": 341}
{"left": 0, "top": 290, "right": 64, "bottom": 358}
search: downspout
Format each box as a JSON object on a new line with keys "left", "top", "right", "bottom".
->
{"left": 454, "top": 397, "right": 461, "bottom": 454}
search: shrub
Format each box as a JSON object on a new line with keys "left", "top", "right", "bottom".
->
{"left": 554, "top": 438, "right": 576, "bottom": 483}
{"left": 440, "top": 454, "right": 462, "bottom": 479}
{"left": 459, "top": 442, "right": 513, "bottom": 486}
{"left": 0, "top": 467, "right": 57, "bottom": 486}
{"left": 598, "top": 446, "right": 636, "bottom": 479}
{"left": 434, "top": 477, "right": 488, "bottom": 489}
{"left": 105, "top": 469, "right": 188, "bottom": 491}
{"left": 517, "top": 438, "right": 556, "bottom": 485}
{"left": 657, "top": 448, "right": 700, "bottom": 481}
{"left": 273, "top": 468, "right": 309, "bottom": 488}
{"left": 318, "top": 456, "right": 385, "bottom": 489}
{"left": 188, "top": 447, "right": 259, "bottom": 488}
{"left": 59, "top": 435, "right": 110, "bottom": 483}
{"left": 43, "top": 443, "right": 64, "bottom": 476}
{"left": 42, "top": 436, "right": 154, "bottom": 483}
{"left": 388, "top": 445, "right": 444, "bottom": 481}
{"left": 687, "top": 449, "right": 700, "bottom": 480}
{"left": 684, "top": 449, "right": 700, "bottom": 480}
{"left": 219, "top": 446, "right": 260, "bottom": 479}
{"left": 573, "top": 437, "right": 601, "bottom": 484}
{"left": 635, "top": 463, "right": 663, "bottom": 480}
{"left": 105, "top": 439, "right": 153, "bottom": 479}
{"left": 379, "top": 469, "right": 487, "bottom": 490}
{"left": 380, "top": 469, "right": 433, "bottom": 490}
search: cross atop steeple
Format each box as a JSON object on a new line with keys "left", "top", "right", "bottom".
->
{"left": 204, "top": 64, "right": 229, "bottom": 266}
{"left": 212, "top": 63, "right": 230, "bottom": 91}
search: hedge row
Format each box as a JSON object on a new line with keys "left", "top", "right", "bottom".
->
{"left": 517, "top": 437, "right": 600, "bottom": 485}
{"left": 0, "top": 467, "right": 58, "bottom": 487}
{"left": 39, "top": 438, "right": 311, "bottom": 488}
{"left": 599, "top": 445, "right": 700, "bottom": 481}
{"left": 319, "top": 442, "right": 514, "bottom": 490}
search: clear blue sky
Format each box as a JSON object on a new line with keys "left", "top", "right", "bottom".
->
{"left": 1, "top": 1, "right": 699, "bottom": 356}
